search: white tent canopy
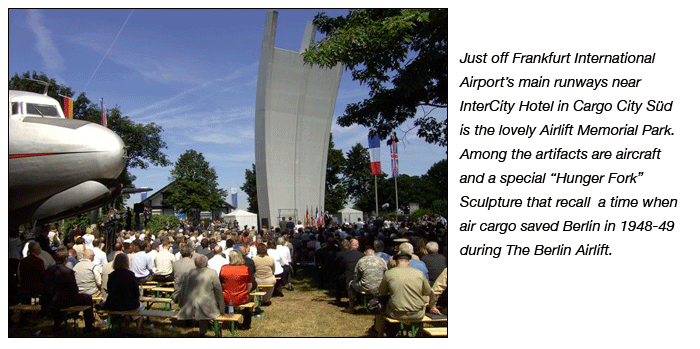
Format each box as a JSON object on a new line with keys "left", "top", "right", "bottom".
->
{"left": 221, "top": 209, "right": 258, "bottom": 229}
{"left": 339, "top": 207, "right": 364, "bottom": 224}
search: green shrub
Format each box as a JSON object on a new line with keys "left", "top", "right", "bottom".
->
{"left": 146, "top": 214, "right": 180, "bottom": 232}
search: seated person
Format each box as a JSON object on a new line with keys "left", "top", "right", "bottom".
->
{"left": 41, "top": 247, "right": 96, "bottom": 333}
{"left": 219, "top": 250, "right": 253, "bottom": 329}
{"left": 105, "top": 253, "right": 144, "bottom": 333}
{"left": 347, "top": 245, "right": 387, "bottom": 312}
{"left": 374, "top": 253, "right": 431, "bottom": 337}
{"left": 252, "top": 244, "right": 276, "bottom": 305}
{"left": 428, "top": 267, "right": 447, "bottom": 316}
{"left": 176, "top": 254, "right": 225, "bottom": 337}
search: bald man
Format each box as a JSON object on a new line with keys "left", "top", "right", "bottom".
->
{"left": 73, "top": 249, "right": 102, "bottom": 297}
{"left": 335, "top": 238, "right": 364, "bottom": 304}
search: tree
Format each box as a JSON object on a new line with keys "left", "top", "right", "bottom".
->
{"left": 424, "top": 159, "right": 447, "bottom": 199}
{"left": 303, "top": 9, "right": 447, "bottom": 146}
{"left": 241, "top": 164, "right": 258, "bottom": 214}
{"left": 342, "top": 143, "right": 373, "bottom": 206}
{"left": 164, "top": 150, "right": 226, "bottom": 221}
{"left": 9, "top": 71, "right": 171, "bottom": 208}
{"left": 325, "top": 134, "right": 347, "bottom": 213}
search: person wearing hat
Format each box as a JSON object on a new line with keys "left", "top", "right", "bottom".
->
{"left": 373, "top": 252, "right": 431, "bottom": 337}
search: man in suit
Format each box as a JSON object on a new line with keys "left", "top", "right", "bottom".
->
{"left": 421, "top": 241, "right": 447, "bottom": 286}
{"left": 335, "top": 238, "right": 364, "bottom": 304}
{"left": 175, "top": 254, "right": 225, "bottom": 337}
{"left": 172, "top": 242, "right": 196, "bottom": 301}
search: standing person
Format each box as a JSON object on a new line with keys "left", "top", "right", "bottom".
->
{"left": 41, "top": 247, "right": 97, "bottom": 333}
{"left": 374, "top": 253, "right": 431, "bottom": 337}
{"left": 176, "top": 255, "right": 225, "bottom": 337}
{"left": 285, "top": 217, "right": 295, "bottom": 233}
{"left": 219, "top": 250, "right": 253, "bottom": 329}
{"left": 47, "top": 225, "right": 61, "bottom": 251}
{"left": 125, "top": 207, "right": 132, "bottom": 232}
{"left": 83, "top": 226, "right": 96, "bottom": 250}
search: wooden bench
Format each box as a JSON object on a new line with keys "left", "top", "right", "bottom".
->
{"left": 9, "top": 303, "right": 42, "bottom": 326}
{"left": 357, "top": 290, "right": 372, "bottom": 308}
{"left": 422, "top": 327, "right": 447, "bottom": 337}
{"left": 59, "top": 305, "right": 93, "bottom": 335}
{"left": 249, "top": 292, "right": 266, "bottom": 308}
{"left": 384, "top": 315, "right": 448, "bottom": 337}
{"left": 212, "top": 313, "right": 243, "bottom": 337}
{"left": 9, "top": 303, "right": 42, "bottom": 313}
{"left": 140, "top": 296, "right": 174, "bottom": 310}
{"left": 236, "top": 302, "right": 255, "bottom": 310}
{"left": 151, "top": 287, "right": 175, "bottom": 298}
{"left": 104, "top": 309, "right": 177, "bottom": 335}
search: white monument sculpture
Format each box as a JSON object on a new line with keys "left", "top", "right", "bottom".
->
{"left": 254, "top": 11, "right": 343, "bottom": 228}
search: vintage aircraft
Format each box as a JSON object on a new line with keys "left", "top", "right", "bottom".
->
{"left": 8, "top": 86, "right": 127, "bottom": 228}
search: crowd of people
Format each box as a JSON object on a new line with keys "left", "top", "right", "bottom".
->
{"left": 8, "top": 213, "right": 447, "bottom": 337}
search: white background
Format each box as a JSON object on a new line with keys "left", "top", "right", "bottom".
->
{"left": 451, "top": 1, "right": 699, "bottom": 347}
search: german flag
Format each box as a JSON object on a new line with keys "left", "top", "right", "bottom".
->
{"left": 62, "top": 96, "right": 73, "bottom": 119}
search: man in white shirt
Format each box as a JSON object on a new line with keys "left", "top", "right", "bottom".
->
{"left": 222, "top": 239, "right": 235, "bottom": 260}
{"left": 153, "top": 240, "right": 176, "bottom": 282}
{"left": 355, "top": 218, "right": 365, "bottom": 230}
{"left": 89, "top": 240, "right": 108, "bottom": 272}
{"left": 207, "top": 245, "right": 228, "bottom": 276}
{"left": 130, "top": 240, "right": 154, "bottom": 282}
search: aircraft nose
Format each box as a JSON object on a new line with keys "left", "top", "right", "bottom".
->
{"left": 98, "top": 126, "right": 127, "bottom": 179}
{"left": 76, "top": 123, "right": 127, "bottom": 180}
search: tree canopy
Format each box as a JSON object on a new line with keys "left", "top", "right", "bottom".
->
{"left": 241, "top": 164, "right": 258, "bottom": 214}
{"left": 324, "top": 134, "right": 347, "bottom": 213}
{"left": 165, "top": 149, "right": 227, "bottom": 220}
{"left": 303, "top": 9, "right": 447, "bottom": 146}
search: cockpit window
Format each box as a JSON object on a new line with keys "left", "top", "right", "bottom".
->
{"left": 26, "top": 103, "right": 60, "bottom": 117}
{"left": 11, "top": 102, "right": 20, "bottom": 115}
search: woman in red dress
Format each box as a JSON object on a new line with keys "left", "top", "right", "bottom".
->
{"left": 219, "top": 249, "right": 253, "bottom": 329}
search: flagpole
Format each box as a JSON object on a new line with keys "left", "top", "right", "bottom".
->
{"left": 394, "top": 174, "right": 398, "bottom": 218}
{"left": 374, "top": 175, "right": 379, "bottom": 218}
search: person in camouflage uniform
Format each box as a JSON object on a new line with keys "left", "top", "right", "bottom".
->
{"left": 347, "top": 244, "right": 388, "bottom": 313}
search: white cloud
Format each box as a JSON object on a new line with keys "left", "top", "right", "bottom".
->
{"left": 27, "top": 10, "right": 65, "bottom": 74}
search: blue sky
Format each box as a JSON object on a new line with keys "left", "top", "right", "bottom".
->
{"left": 8, "top": 9, "right": 447, "bottom": 211}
